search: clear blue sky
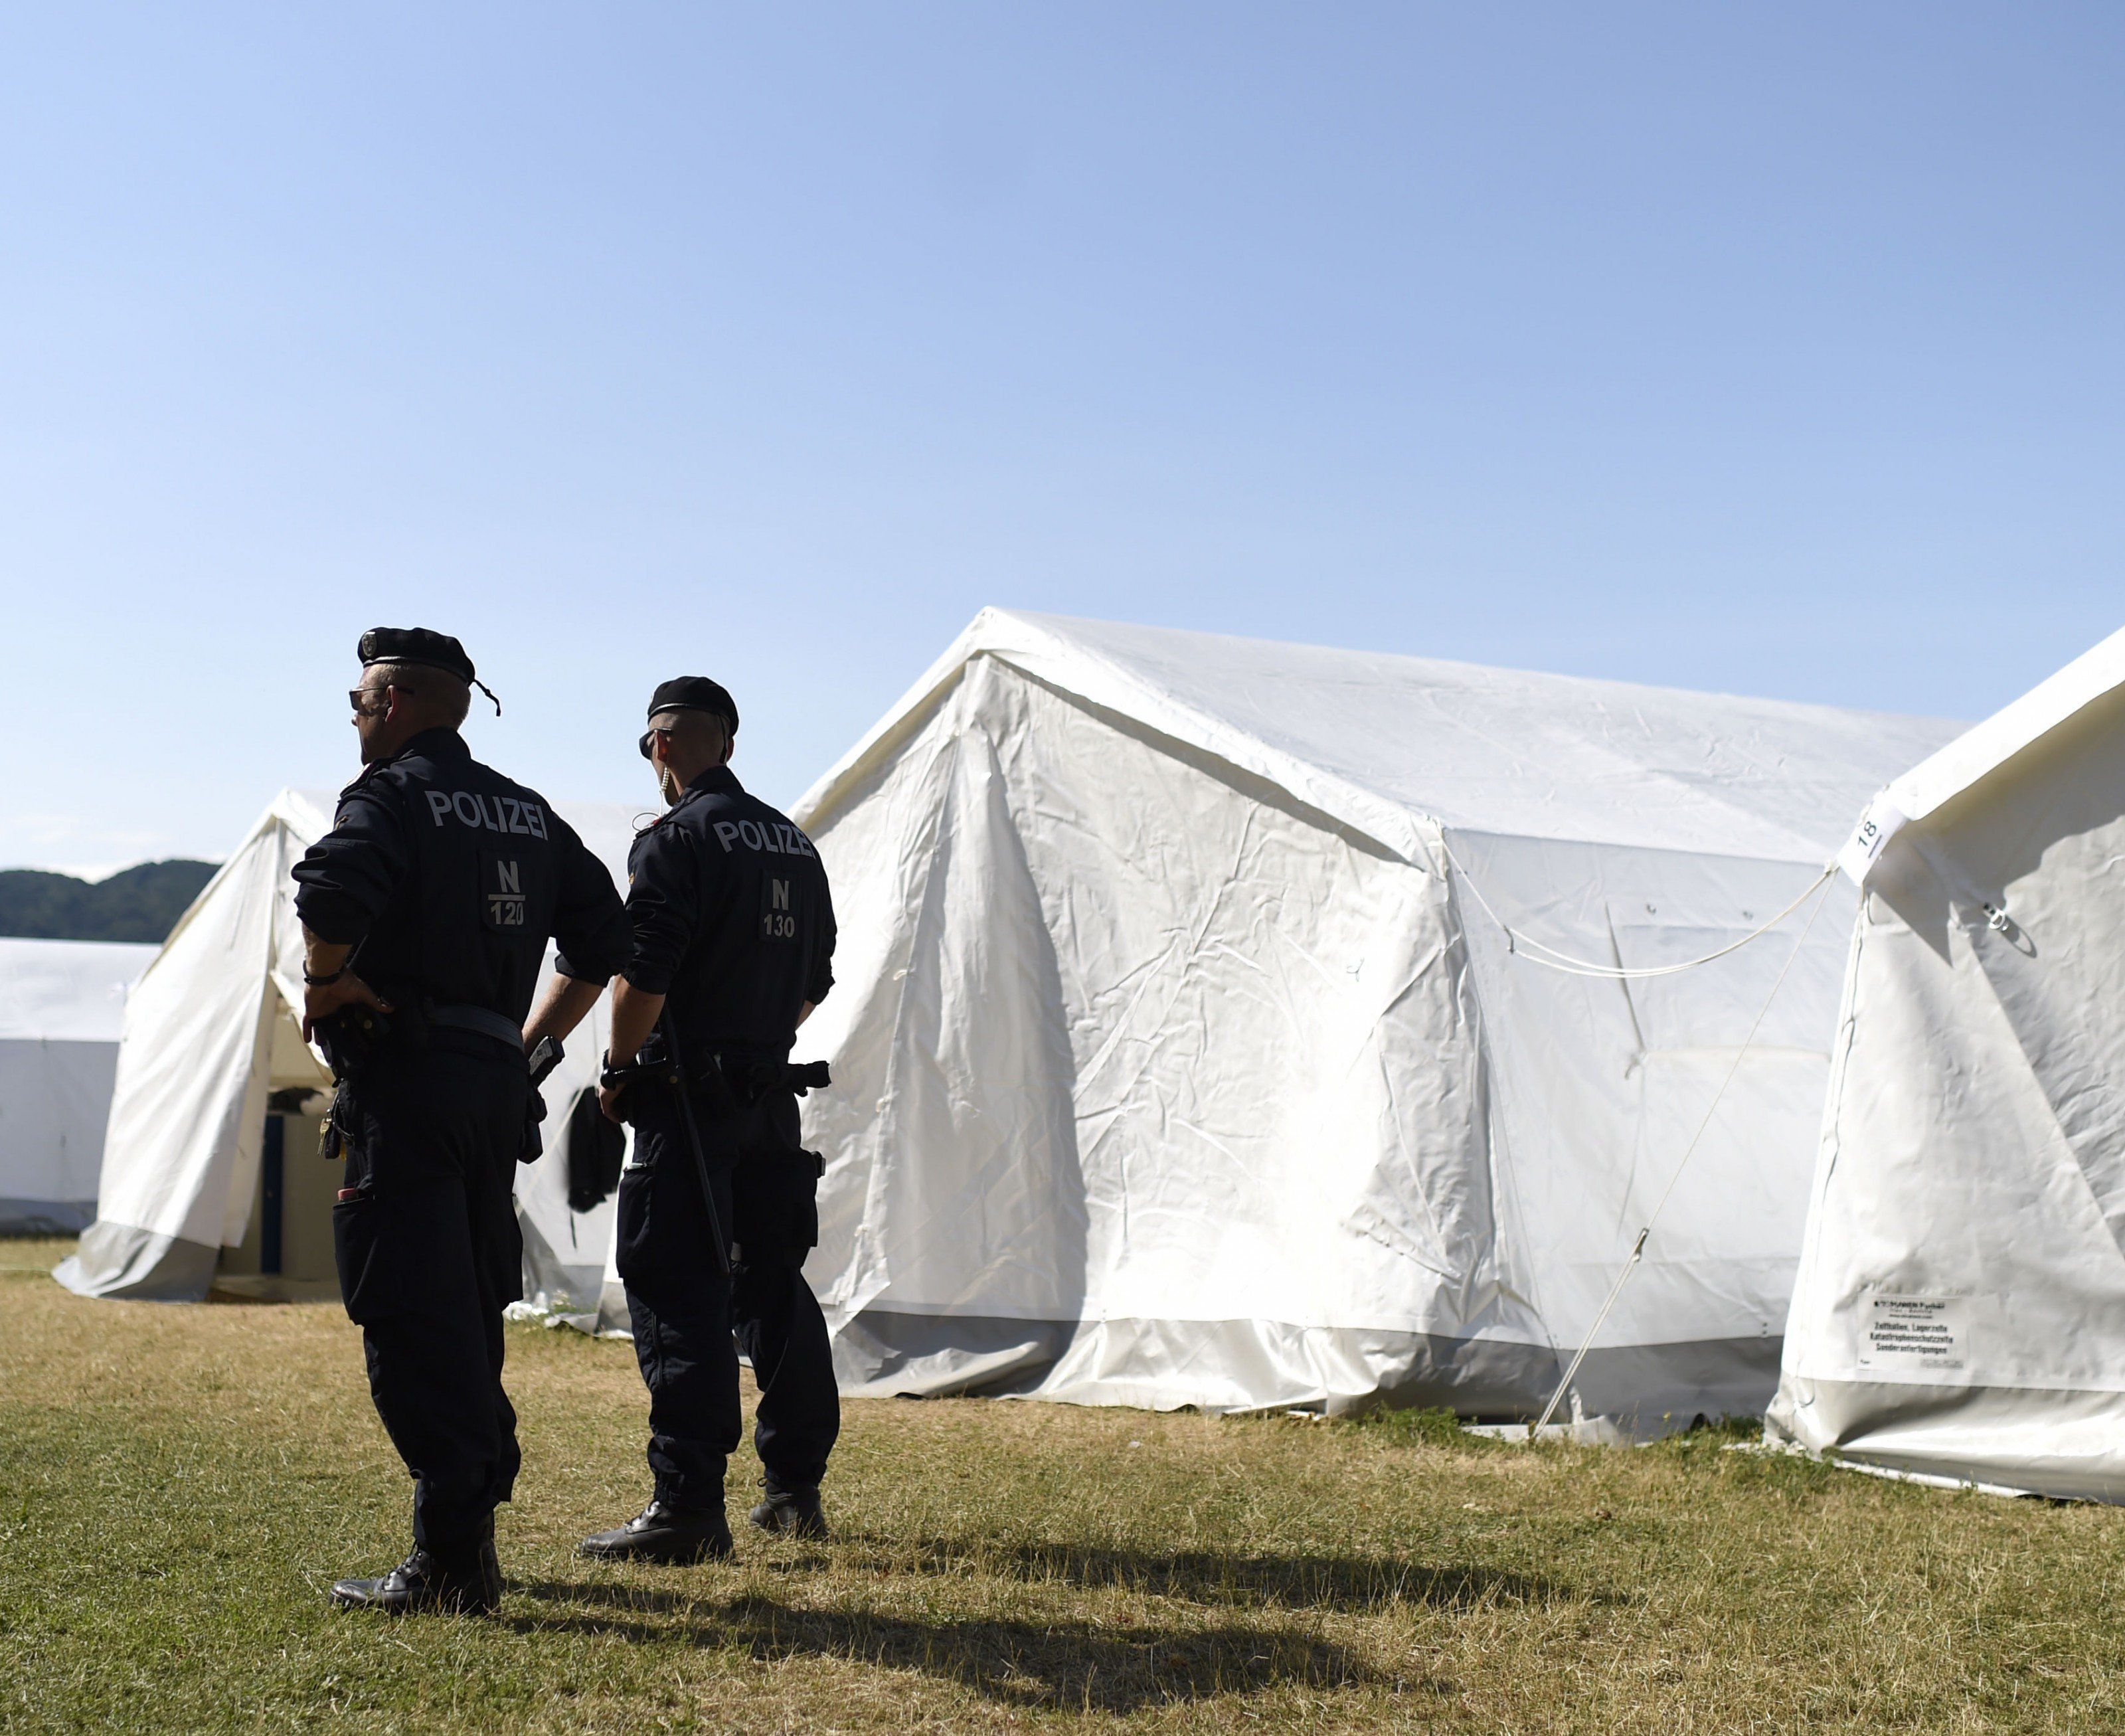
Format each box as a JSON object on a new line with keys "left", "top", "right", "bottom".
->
{"left": 3, "top": 3, "right": 2119, "bottom": 872}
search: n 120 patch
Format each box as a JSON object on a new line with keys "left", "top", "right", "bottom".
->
{"left": 483, "top": 853, "right": 529, "bottom": 930}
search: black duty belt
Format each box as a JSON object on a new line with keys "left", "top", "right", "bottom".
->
{"left": 426, "top": 1003, "right": 524, "bottom": 1051}
{"left": 711, "top": 1055, "right": 831, "bottom": 1100}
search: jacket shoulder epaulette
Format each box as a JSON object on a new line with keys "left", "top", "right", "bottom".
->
{"left": 333, "top": 757, "right": 396, "bottom": 808}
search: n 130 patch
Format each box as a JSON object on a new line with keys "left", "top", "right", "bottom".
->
{"left": 760, "top": 872, "right": 799, "bottom": 943}
{"left": 483, "top": 852, "right": 529, "bottom": 930}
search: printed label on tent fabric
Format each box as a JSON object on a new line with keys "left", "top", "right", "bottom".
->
{"left": 1857, "top": 1293, "right": 1968, "bottom": 1373}
{"left": 1836, "top": 800, "right": 1909, "bottom": 887}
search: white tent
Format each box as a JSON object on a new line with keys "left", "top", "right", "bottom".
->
{"left": 1769, "top": 625, "right": 2125, "bottom": 1498}
{"left": 55, "top": 790, "right": 645, "bottom": 1312}
{"left": 791, "top": 610, "right": 1960, "bottom": 1427}
{"left": 0, "top": 938, "right": 158, "bottom": 1232}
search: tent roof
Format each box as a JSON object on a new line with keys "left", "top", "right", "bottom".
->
{"left": 1833, "top": 624, "right": 2125, "bottom": 884}
{"left": 0, "top": 937, "right": 158, "bottom": 1042}
{"left": 1874, "top": 624, "right": 2125, "bottom": 825}
{"left": 798, "top": 609, "right": 1962, "bottom": 864}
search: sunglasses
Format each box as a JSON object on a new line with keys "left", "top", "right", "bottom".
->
{"left": 639, "top": 726, "right": 677, "bottom": 760}
{"left": 349, "top": 680, "right": 420, "bottom": 716}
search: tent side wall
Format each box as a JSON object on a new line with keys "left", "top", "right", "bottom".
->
{"left": 1770, "top": 684, "right": 2125, "bottom": 1499}
{"left": 0, "top": 1039, "right": 121, "bottom": 1232}
{"left": 0, "top": 939, "right": 159, "bottom": 1233}
{"left": 803, "top": 655, "right": 1511, "bottom": 1412}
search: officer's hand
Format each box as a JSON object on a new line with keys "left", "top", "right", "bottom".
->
{"left": 302, "top": 972, "right": 393, "bottom": 1043}
{"left": 597, "top": 1081, "right": 627, "bottom": 1124}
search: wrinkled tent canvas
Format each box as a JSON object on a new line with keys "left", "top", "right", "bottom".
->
{"left": 0, "top": 938, "right": 157, "bottom": 1232}
{"left": 1770, "top": 626, "right": 2125, "bottom": 1498}
{"left": 791, "top": 611, "right": 1960, "bottom": 1427}
{"left": 56, "top": 790, "right": 643, "bottom": 1318}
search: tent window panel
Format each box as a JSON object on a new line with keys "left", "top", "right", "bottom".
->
{"left": 1611, "top": 920, "right": 1845, "bottom": 1055}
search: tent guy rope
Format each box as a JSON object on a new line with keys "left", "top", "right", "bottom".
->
{"left": 1529, "top": 871, "right": 1840, "bottom": 1434}
{"left": 1440, "top": 847, "right": 1837, "bottom": 980}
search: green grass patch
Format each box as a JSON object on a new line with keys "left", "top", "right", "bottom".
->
{"left": 5, "top": 1235, "right": 2124, "bottom": 1731}
{"left": 1342, "top": 1403, "right": 1489, "bottom": 1451}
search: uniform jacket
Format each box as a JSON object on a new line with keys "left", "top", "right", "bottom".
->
{"left": 292, "top": 727, "right": 630, "bottom": 1023}
{"left": 623, "top": 764, "right": 835, "bottom": 1063}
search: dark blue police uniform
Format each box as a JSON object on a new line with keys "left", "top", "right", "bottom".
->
{"left": 293, "top": 725, "right": 628, "bottom": 1566}
{"left": 616, "top": 762, "right": 839, "bottom": 1512}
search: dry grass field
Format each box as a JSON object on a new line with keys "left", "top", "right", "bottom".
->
{"left": 5, "top": 1235, "right": 2125, "bottom": 1733}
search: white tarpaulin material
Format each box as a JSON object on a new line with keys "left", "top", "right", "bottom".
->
{"left": 791, "top": 610, "right": 1960, "bottom": 1425}
{"left": 54, "top": 790, "right": 644, "bottom": 1313}
{"left": 1770, "top": 625, "right": 2125, "bottom": 1497}
{"left": 0, "top": 938, "right": 157, "bottom": 1232}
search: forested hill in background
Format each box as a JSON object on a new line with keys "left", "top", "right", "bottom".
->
{"left": 0, "top": 861, "right": 218, "bottom": 942}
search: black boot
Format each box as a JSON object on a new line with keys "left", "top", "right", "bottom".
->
{"left": 579, "top": 1500, "right": 733, "bottom": 1564}
{"left": 748, "top": 1483, "right": 828, "bottom": 1541}
{"left": 330, "top": 1543, "right": 500, "bottom": 1614}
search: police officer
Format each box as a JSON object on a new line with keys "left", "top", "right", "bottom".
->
{"left": 294, "top": 629, "right": 630, "bottom": 1614}
{"left": 580, "top": 677, "right": 839, "bottom": 1563}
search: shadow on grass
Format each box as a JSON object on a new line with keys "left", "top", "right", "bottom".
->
{"left": 511, "top": 1581, "right": 1422, "bottom": 1710}
{"left": 840, "top": 1537, "right": 1563, "bottom": 1614}
{"left": 516, "top": 1536, "right": 1566, "bottom": 1618}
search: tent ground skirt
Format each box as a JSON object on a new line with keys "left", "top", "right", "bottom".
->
{"left": 830, "top": 1307, "right": 1782, "bottom": 1432}
{"left": 1771, "top": 1379, "right": 2125, "bottom": 1503}
{"left": 1, "top": 1198, "right": 95, "bottom": 1235}
{"left": 52, "top": 1221, "right": 218, "bottom": 1301}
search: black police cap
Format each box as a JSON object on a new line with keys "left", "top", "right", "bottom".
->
{"left": 359, "top": 627, "right": 476, "bottom": 683}
{"left": 646, "top": 677, "right": 738, "bottom": 733}
{"left": 358, "top": 628, "right": 501, "bottom": 714}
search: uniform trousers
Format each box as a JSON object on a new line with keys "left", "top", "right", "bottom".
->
{"left": 616, "top": 1085, "right": 839, "bottom": 1510}
{"left": 330, "top": 1034, "right": 527, "bottom": 1561}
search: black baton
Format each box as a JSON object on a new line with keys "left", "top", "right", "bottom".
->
{"left": 659, "top": 1005, "right": 731, "bottom": 1276}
